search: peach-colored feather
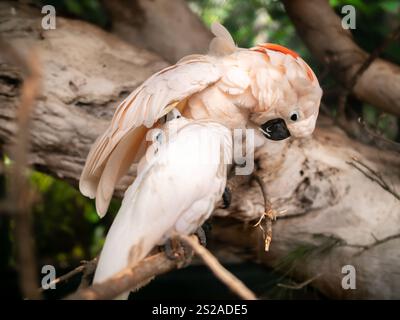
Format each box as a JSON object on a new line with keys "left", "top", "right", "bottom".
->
{"left": 80, "top": 23, "right": 322, "bottom": 217}
{"left": 80, "top": 58, "right": 222, "bottom": 216}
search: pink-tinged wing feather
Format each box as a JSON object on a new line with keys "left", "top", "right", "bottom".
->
{"left": 79, "top": 57, "right": 221, "bottom": 217}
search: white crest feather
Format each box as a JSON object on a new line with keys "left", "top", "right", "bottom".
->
{"left": 209, "top": 22, "right": 236, "bottom": 56}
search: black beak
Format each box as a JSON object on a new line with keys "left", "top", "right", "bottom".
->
{"left": 260, "top": 118, "right": 291, "bottom": 141}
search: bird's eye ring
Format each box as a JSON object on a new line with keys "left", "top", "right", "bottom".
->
{"left": 289, "top": 111, "right": 300, "bottom": 122}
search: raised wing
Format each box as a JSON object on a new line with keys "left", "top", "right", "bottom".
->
{"left": 79, "top": 57, "right": 221, "bottom": 217}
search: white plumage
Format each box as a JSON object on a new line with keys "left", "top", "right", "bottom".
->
{"left": 79, "top": 23, "right": 322, "bottom": 297}
{"left": 79, "top": 23, "right": 322, "bottom": 218}
{"left": 93, "top": 115, "right": 232, "bottom": 289}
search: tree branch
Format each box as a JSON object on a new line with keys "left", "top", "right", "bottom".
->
{"left": 65, "top": 252, "right": 188, "bottom": 300}
{"left": 282, "top": 0, "right": 400, "bottom": 117}
{"left": 178, "top": 235, "right": 257, "bottom": 300}
{"left": 2, "top": 36, "right": 42, "bottom": 299}
{"left": 347, "top": 157, "right": 400, "bottom": 201}
{"left": 39, "top": 258, "right": 98, "bottom": 293}
{"left": 102, "top": 0, "right": 212, "bottom": 63}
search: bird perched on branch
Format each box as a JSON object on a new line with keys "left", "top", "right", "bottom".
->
{"left": 79, "top": 22, "right": 322, "bottom": 218}
{"left": 93, "top": 112, "right": 233, "bottom": 294}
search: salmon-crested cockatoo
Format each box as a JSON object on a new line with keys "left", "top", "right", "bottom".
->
{"left": 79, "top": 22, "right": 322, "bottom": 218}
{"left": 93, "top": 112, "right": 232, "bottom": 296}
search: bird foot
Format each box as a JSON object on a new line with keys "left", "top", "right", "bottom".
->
{"left": 163, "top": 237, "right": 192, "bottom": 262}
{"left": 221, "top": 186, "right": 231, "bottom": 209}
{"left": 195, "top": 226, "right": 207, "bottom": 247}
{"left": 163, "top": 225, "right": 209, "bottom": 265}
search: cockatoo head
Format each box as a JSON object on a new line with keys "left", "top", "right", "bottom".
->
{"left": 249, "top": 44, "right": 323, "bottom": 141}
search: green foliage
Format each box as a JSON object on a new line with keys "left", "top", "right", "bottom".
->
{"left": 29, "top": 171, "right": 119, "bottom": 266}
{"left": 329, "top": 0, "right": 400, "bottom": 65}
{"left": 0, "top": 168, "right": 119, "bottom": 283}
{"left": 188, "top": 0, "right": 299, "bottom": 47}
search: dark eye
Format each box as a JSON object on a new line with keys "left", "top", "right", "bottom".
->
{"left": 289, "top": 111, "right": 299, "bottom": 122}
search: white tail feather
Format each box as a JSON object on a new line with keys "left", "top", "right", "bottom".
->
{"left": 93, "top": 118, "right": 232, "bottom": 299}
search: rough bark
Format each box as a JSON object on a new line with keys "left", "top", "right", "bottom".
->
{"left": 282, "top": 0, "right": 400, "bottom": 117}
{"left": 102, "top": 0, "right": 213, "bottom": 63}
{"left": 211, "top": 117, "right": 400, "bottom": 299}
{"left": 1, "top": 2, "right": 400, "bottom": 299}
{"left": 0, "top": 1, "right": 168, "bottom": 192}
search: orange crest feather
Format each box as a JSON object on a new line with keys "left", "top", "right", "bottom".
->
{"left": 251, "top": 43, "right": 314, "bottom": 81}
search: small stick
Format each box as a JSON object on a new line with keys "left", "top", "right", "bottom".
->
{"left": 39, "top": 258, "right": 98, "bottom": 293}
{"left": 39, "top": 266, "right": 85, "bottom": 293}
{"left": 277, "top": 273, "right": 322, "bottom": 290}
{"left": 347, "top": 157, "right": 399, "bottom": 201}
{"left": 4, "top": 41, "right": 42, "bottom": 300}
{"left": 65, "top": 252, "right": 189, "bottom": 300}
{"left": 178, "top": 235, "right": 257, "bottom": 300}
{"left": 253, "top": 175, "right": 276, "bottom": 251}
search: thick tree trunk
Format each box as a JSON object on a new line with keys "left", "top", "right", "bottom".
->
{"left": 210, "top": 118, "right": 400, "bottom": 299}
{"left": 102, "top": 0, "right": 213, "bottom": 63}
{"left": 1, "top": 2, "right": 399, "bottom": 299}
{"left": 0, "top": 2, "right": 168, "bottom": 192}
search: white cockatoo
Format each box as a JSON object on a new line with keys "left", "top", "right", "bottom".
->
{"left": 79, "top": 23, "right": 322, "bottom": 218}
{"left": 93, "top": 111, "right": 232, "bottom": 293}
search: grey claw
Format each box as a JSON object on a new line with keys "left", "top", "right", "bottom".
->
{"left": 195, "top": 227, "right": 207, "bottom": 247}
{"left": 222, "top": 186, "right": 231, "bottom": 209}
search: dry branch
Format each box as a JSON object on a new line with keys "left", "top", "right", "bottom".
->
{"left": 336, "top": 24, "right": 399, "bottom": 118}
{"left": 0, "top": 1, "right": 168, "bottom": 195}
{"left": 2, "top": 37, "right": 42, "bottom": 299}
{"left": 347, "top": 157, "right": 400, "bottom": 200}
{"left": 66, "top": 235, "right": 256, "bottom": 300}
{"left": 39, "top": 258, "right": 98, "bottom": 293}
{"left": 178, "top": 235, "right": 257, "bottom": 300}
{"left": 103, "top": 0, "right": 212, "bottom": 63}
{"left": 65, "top": 252, "right": 188, "bottom": 300}
{"left": 211, "top": 117, "right": 400, "bottom": 299}
{"left": 277, "top": 273, "right": 322, "bottom": 290}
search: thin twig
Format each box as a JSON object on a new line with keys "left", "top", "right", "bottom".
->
{"left": 40, "top": 266, "right": 85, "bottom": 293}
{"left": 3, "top": 38, "right": 42, "bottom": 299}
{"left": 277, "top": 273, "right": 322, "bottom": 290}
{"left": 39, "top": 258, "right": 98, "bottom": 293}
{"left": 357, "top": 118, "right": 400, "bottom": 153}
{"left": 178, "top": 235, "right": 257, "bottom": 300}
{"left": 334, "top": 116, "right": 400, "bottom": 153}
{"left": 66, "top": 233, "right": 257, "bottom": 300}
{"left": 252, "top": 175, "right": 278, "bottom": 251}
{"left": 65, "top": 252, "right": 190, "bottom": 300}
{"left": 347, "top": 157, "right": 399, "bottom": 201}
{"left": 353, "top": 233, "right": 400, "bottom": 256}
